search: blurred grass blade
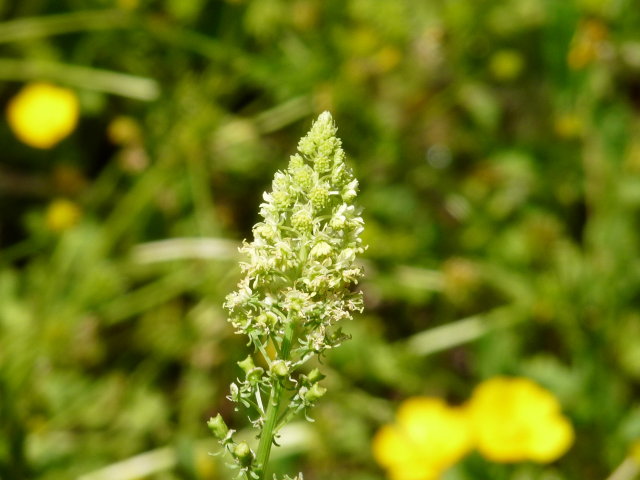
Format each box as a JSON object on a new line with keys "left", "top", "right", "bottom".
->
{"left": 77, "top": 424, "right": 313, "bottom": 480}
{"left": 131, "top": 238, "right": 239, "bottom": 264}
{"left": 253, "top": 95, "right": 313, "bottom": 134}
{"left": 606, "top": 457, "right": 640, "bottom": 480}
{"left": 77, "top": 446, "right": 175, "bottom": 480}
{"left": 0, "top": 59, "right": 159, "bottom": 100}
{"left": 99, "top": 267, "right": 202, "bottom": 324}
{"left": 0, "top": 10, "right": 131, "bottom": 43}
{"left": 405, "top": 305, "right": 521, "bottom": 356}
{"left": 393, "top": 265, "right": 444, "bottom": 291}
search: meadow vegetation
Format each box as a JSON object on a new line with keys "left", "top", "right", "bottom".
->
{"left": 1, "top": 1, "right": 640, "bottom": 480}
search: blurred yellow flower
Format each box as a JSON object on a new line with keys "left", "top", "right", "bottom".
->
{"left": 568, "top": 19, "right": 608, "bottom": 70}
{"left": 630, "top": 439, "right": 640, "bottom": 464}
{"left": 467, "top": 377, "right": 574, "bottom": 463}
{"left": 489, "top": 49, "right": 525, "bottom": 81}
{"left": 554, "top": 113, "right": 583, "bottom": 139}
{"left": 7, "top": 82, "right": 79, "bottom": 149}
{"left": 373, "top": 397, "right": 473, "bottom": 480}
{"left": 107, "top": 116, "right": 142, "bottom": 146}
{"left": 45, "top": 199, "right": 82, "bottom": 232}
{"left": 116, "top": 0, "right": 139, "bottom": 10}
{"left": 374, "top": 46, "right": 402, "bottom": 73}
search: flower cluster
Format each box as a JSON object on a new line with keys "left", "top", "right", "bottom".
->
{"left": 6, "top": 82, "right": 79, "bottom": 149}
{"left": 225, "top": 111, "right": 364, "bottom": 359}
{"left": 210, "top": 112, "right": 365, "bottom": 480}
{"left": 373, "top": 377, "right": 574, "bottom": 480}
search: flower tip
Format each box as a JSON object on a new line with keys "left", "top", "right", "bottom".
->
{"left": 313, "top": 111, "right": 337, "bottom": 134}
{"left": 317, "top": 111, "right": 333, "bottom": 122}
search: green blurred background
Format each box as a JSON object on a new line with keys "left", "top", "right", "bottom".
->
{"left": 2, "top": 0, "right": 640, "bottom": 479}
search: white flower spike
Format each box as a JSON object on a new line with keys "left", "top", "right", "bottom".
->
{"left": 210, "top": 112, "right": 365, "bottom": 480}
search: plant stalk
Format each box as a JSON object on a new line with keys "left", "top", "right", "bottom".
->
{"left": 254, "top": 321, "right": 295, "bottom": 480}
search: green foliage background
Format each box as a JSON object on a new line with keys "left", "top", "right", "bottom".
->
{"left": 1, "top": 0, "right": 640, "bottom": 479}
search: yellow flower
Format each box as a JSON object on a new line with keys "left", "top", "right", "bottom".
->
{"left": 45, "top": 199, "right": 82, "bottom": 232}
{"left": 467, "top": 377, "right": 574, "bottom": 463}
{"left": 373, "top": 397, "right": 473, "bottom": 480}
{"left": 567, "top": 19, "right": 608, "bottom": 70}
{"left": 630, "top": 439, "right": 640, "bottom": 464}
{"left": 7, "top": 82, "right": 79, "bottom": 149}
{"left": 554, "top": 113, "right": 583, "bottom": 139}
{"left": 489, "top": 49, "right": 525, "bottom": 81}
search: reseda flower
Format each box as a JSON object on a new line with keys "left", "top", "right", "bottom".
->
{"left": 224, "top": 111, "right": 365, "bottom": 354}
{"left": 373, "top": 398, "right": 472, "bottom": 480}
{"left": 7, "top": 83, "right": 79, "bottom": 149}
{"left": 467, "top": 377, "right": 574, "bottom": 463}
{"left": 215, "top": 112, "right": 365, "bottom": 480}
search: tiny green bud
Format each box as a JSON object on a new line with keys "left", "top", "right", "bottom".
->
{"left": 309, "top": 185, "right": 330, "bottom": 211}
{"left": 207, "top": 414, "right": 229, "bottom": 440}
{"left": 254, "top": 223, "right": 277, "bottom": 241}
{"left": 248, "top": 367, "right": 264, "bottom": 383}
{"left": 257, "top": 311, "right": 278, "bottom": 328}
{"left": 293, "top": 164, "right": 314, "bottom": 191}
{"left": 306, "top": 368, "right": 325, "bottom": 384}
{"left": 238, "top": 355, "right": 256, "bottom": 375}
{"left": 314, "top": 154, "right": 332, "bottom": 173}
{"left": 291, "top": 208, "right": 313, "bottom": 231}
{"left": 341, "top": 180, "right": 358, "bottom": 202}
{"left": 272, "top": 190, "right": 293, "bottom": 209}
{"left": 297, "top": 135, "right": 315, "bottom": 156}
{"left": 271, "top": 360, "right": 289, "bottom": 378}
{"left": 304, "top": 383, "right": 327, "bottom": 402}
{"left": 233, "top": 441, "right": 254, "bottom": 467}
{"left": 309, "top": 241, "right": 332, "bottom": 258}
{"left": 289, "top": 153, "right": 304, "bottom": 170}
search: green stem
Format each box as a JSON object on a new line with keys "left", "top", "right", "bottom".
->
{"left": 0, "top": 9, "right": 131, "bottom": 44}
{"left": 254, "top": 321, "right": 295, "bottom": 480}
{"left": 274, "top": 405, "right": 301, "bottom": 433}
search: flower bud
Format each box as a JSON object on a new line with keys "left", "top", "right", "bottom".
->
{"left": 306, "top": 368, "right": 325, "bottom": 384}
{"left": 207, "top": 414, "right": 229, "bottom": 440}
{"left": 238, "top": 355, "right": 256, "bottom": 375}
{"left": 293, "top": 164, "right": 314, "bottom": 191}
{"left": 288, "top": 153, "right": 304, "bottom": 170}
{"left": 233, "top": 441, "right": 254, "bottom": 467}
{"left": 310, "top": 241, "right": 332, "bottom": 258}
{"left": 291, "top": 208, "right": 313, "bottom": 231}
{"left": 314, "top": 154, "right": 332, "bottom": 173}
{"left": 341, "top": 180, "right": 358, "bottom": 201}
{"left": 229, "top": 382, "right": 240, "bottom": 402}
{"left": 256, "top": 311, "right": 278, "bottom": 328}
{"left": 271, "top": 360, "right": 289, "bottom": 378}
{"left": 272, "top": 190, "right": 293, "bottom": 209}
{"left": 310, "top": 185, "right": 330, "bottom": 211}
{"left": 304, "top": 383, "right": 327, "bottom": 402}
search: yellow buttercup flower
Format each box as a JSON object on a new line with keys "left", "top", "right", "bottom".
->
{"left": 373, "top": 397, "right": 473, "bottom": 480}
{"left": 467, "top": 377, "right": 574, "bottom": 463}
{"left": 7, "top": 82, "right": 79, "bottom": 149}
{"left": 45, "top": 198, "right": 82, "bottom": 232}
